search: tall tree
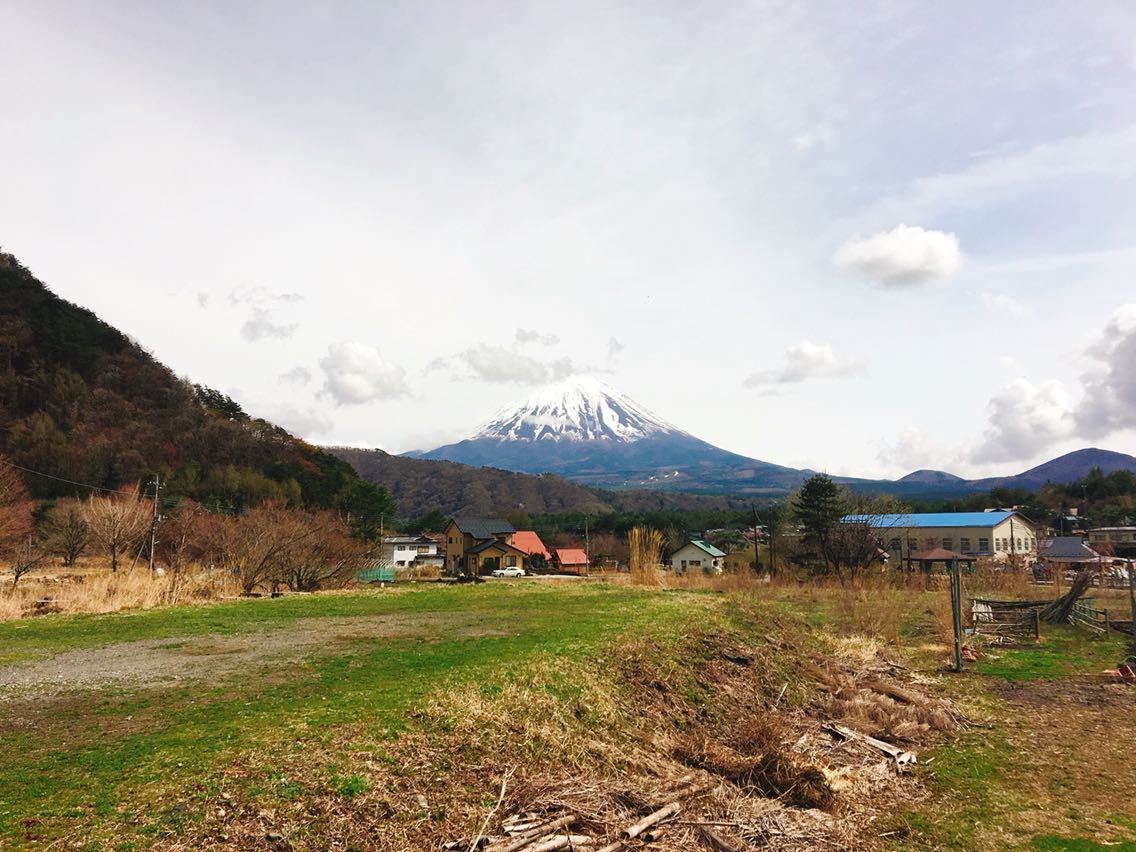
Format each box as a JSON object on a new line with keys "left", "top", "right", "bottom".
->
{"left": 82, "top": 490, "right": 152, "bottom": 571}
{"left": 792, "top": 474, "right": 846, "bottom": 574}
{"left": 337, "top": 479, "right": 397, "bottom": 544}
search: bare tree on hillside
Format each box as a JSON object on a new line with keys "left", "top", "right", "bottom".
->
{"left": 0, "top": 457, "right": 33, "bottom": 546}
{"left": 43, "top": 499, "right": 90, "bottom": 566}
{"left": 10, "top": 536, "right": 46, "bottom": 587}
{"left": 82, "top": 489, "right": 152, "bottom": 572}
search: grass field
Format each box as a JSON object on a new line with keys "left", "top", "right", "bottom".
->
{"left": 0, "top": 580, "right": 1133, "bottom": 850}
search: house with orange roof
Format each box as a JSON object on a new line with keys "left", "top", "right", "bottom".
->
{"left": 512, "top": 530, "right": 551, "bottom": 567}
{"left": 553, "top": 547, "right": 589, "bottom": 576}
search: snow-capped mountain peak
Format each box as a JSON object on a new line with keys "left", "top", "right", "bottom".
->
{"left": 474, "top": 376, "right": 683, "bottom": 443}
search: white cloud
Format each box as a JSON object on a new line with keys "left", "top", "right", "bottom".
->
{"left": 1075, "top": 303, "right": 1136, "bottom": 438}
{"left": 279, "top": 366, "right": 312, "bottom": 386}
{"left": 319, "top": 342, "right": 409, "bottom": 405}
{"left": 514, "top": 328, "right": 560, "bottom": 346}
{"left": 241, "top": 307, "right": 298, "bottom": 342}
{"left": 980, "top": 292, "right": 1029, "bottom": 317}
{"left": 744, "top": 340, "right": 862, "bottom": 387}
{"left": 792, "top": 124, "right": 832, "bottom": 152}
{"left": 834, "top": 225, "right": 961, "bottom": 287}
{"left": 457, "top": 344, "right": 577, "bottom": 385}
{"left": 970, "top": 378, "right": 1073, "bottom": 464}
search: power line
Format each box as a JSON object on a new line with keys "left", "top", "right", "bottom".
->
{"left": 0, "top": 458, "right": 141, "bottom": 497}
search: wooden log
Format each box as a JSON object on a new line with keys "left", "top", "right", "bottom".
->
{"left": 622, "top": 801, "right": 681, "bottom": 839}
{"left": 525, "top": 835, "right": 592, "bottom": 852}
{"left": 823, "top": 722, "right": 917, "bottom": 767}
{"left": 594, "top": 842, "right": 624, "bottom": 852}
{"left": 487, "top": 817, "right": 575, "bottom": 852}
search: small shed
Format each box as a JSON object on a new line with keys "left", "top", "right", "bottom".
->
{"left": 553, "top": 548, "right": 589, "bottom": 576}
{"left": 904, "top": 547, "right": 974, "bottom": 573}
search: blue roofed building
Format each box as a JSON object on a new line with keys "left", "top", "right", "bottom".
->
{"left": 842, "top": 510, "right": 1037, "bottom": 563}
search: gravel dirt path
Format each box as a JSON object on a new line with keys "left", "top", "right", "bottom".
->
{"left": 0, "top": 612, "right": 502, "bottom": 699}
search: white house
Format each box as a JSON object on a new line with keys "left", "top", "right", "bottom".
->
{"left": 380, "top": 535, "right": 443, "bottom": 571}
{"left": 669, "top": 539, "right": 726, "bottom": 574}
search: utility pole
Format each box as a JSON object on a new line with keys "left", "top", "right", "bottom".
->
{"left": 751, "top": 505, "right": 763, "bottom": 577}
{"left": 148, "top": 474, "right": 161, "bottom": 573}
{"left": 584, "top": 516, "right": 590, "bottom": 577}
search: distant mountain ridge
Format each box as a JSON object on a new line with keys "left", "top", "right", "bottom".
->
{"left": 412, "top": 377, "right": 1136, "bottom": 498}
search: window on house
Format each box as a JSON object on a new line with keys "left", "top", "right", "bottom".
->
{"left": 978, "top": 538, "right": 990, "bottom": 553}
{"left": 690, "top": 559, "right": 701, "bottom": 567}
{"left": 505, "top": 556, "right": 517, "bottom": 567}
{"left": 960, "top": 537, "right": 972, "bottom": 552}
{"left": 1016, "top": 538, "right": 1023, "bottom": 551}
{"left": 889, "top": 538, "right": 901, "bottom": 551}
{"left": 417, "top": 545, "right": 430, "bottom": 554}
{"left": 680, "top": 560, "right": 687, "bottom": 570}
{"left": 942, "top": 538, "right": 953, "bottom": 550}
{"left": 907, "top": 538, "right": 918, "bottom": 552}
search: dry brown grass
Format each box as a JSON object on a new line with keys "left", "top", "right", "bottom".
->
{"left": 0, "top": 560, "right": 241, "bottom": 619}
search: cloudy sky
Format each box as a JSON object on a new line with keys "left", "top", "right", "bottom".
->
{"left": 3, "top": 1, "right": 1135, "bottom": 479}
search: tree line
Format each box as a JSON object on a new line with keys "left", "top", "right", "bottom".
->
{"left": 1, "top": 454, "right": 378, "bottom": 592}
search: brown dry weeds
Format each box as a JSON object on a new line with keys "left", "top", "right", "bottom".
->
{"left": 154, "top": 623, "right": 960, "bottom": 852}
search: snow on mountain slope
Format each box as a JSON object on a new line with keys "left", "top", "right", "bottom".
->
{"left": 473, "top": 376, "right": 685, "bottom": 443}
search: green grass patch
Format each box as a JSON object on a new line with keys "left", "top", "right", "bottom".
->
{"left": 974, "top": 626, "right": 1127, "bottom": 680}
{"left": 0, "top": 583, "right": 717, "bottom": 846}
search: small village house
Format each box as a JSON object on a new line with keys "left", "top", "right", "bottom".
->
{"left": 552, "top": 547, "right": 589, "bottom": 575}
{"left": 379, "top": 535, "right": 443, "bottom": 572}
{"left": 443, "top": 517, "right": 516, "bottom": 575}
{"left": 668, "top": 539, "right": 726, "bottom": 574}
{"left": 843, "top": 511, "right": 1037, "bottom": 565}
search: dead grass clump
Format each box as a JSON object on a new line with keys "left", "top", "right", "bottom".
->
{"left": 628, "top": 526, "right": 663, "bottom": 585}
{"left": 0, "top": 564, "right": 241, "bottom": 619}
{"left": 673, "top": 719, "right": 834, "bottom": 810}
{"left": 809, "top": 660, "right": 962, "bottom": 743}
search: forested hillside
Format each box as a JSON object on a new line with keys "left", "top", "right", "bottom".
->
{"left": 327, "top": 447, "right": 614, "bottom": 517}
{"left": 0, "top": 253, "right": 359, "bottom": 509}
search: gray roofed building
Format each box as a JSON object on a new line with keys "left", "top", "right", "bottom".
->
{"left": 451, "top": 517, "right": 516, "bottom": 539}
{"left": 1039, "top": 537, "right": 1104, "bottom": 563}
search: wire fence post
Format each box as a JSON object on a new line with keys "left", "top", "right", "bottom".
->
{"left": 949, "top": 559, "right": 964, "bottom": 672}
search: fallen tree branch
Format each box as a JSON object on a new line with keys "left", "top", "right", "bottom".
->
{"left": 698, "top": 825, "right": 744, "bottom": 852}
{"left": 822, "top": 722, "right": 917, "bottom": 768}
{"left": 622, "top": 801, "right": 681, "bottom": 839}
{"left": 525, "top": 835, "right": 592, "bottom": 852}
{"left": 487, "top": 816, "right": 575, "bottom": 852}
{"left": 473, "top": 768, "right": 513, "bottom": 851}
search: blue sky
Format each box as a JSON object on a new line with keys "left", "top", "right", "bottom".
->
{"left": 2, "top": 1, "right": 1134, "bottom": 479}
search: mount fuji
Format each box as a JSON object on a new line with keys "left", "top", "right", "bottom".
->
{"left": 411, "top": 376, "right": 807, "bottom": 493}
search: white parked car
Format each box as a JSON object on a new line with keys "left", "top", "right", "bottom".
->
{"left": 491, "top": 566, "right": 526, "bottom": 578}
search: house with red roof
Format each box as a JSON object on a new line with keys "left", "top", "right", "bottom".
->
{"left": 553, "top": 547, "right": 589, "bottom": 576}
{"left": 513, "top": 531, "right": 552, "bottom": 570}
